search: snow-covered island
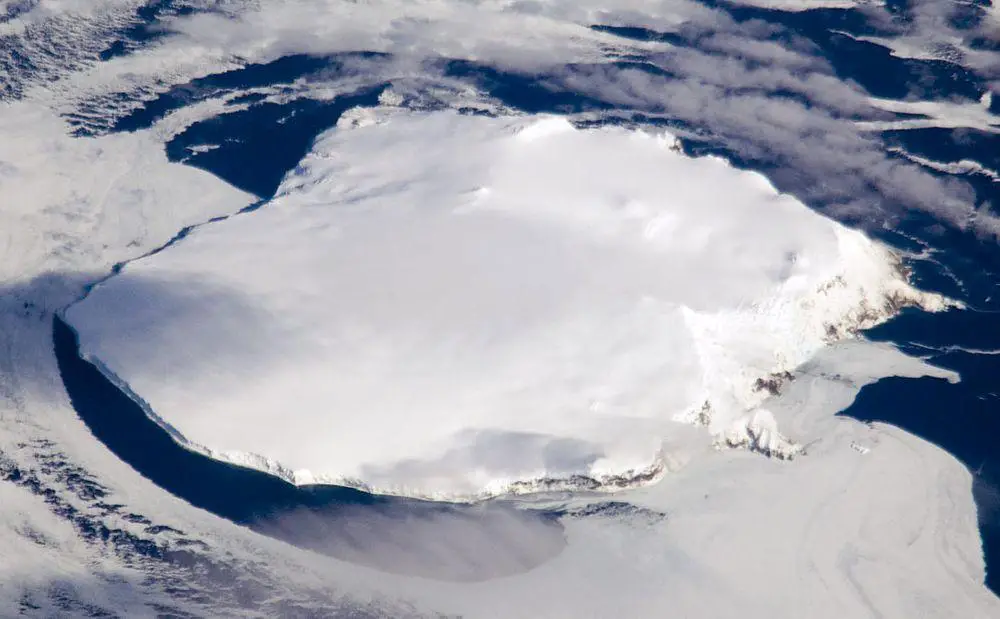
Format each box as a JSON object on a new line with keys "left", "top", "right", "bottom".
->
{"left": 63, "top": 109, "right": 952, "bottom": 500}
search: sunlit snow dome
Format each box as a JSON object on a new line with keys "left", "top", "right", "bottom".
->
{"left": 64, "top": 108, "right": 951, "bottom": 499}
{"left": 3, "top": 0, "right": 1000, "bottom": 616}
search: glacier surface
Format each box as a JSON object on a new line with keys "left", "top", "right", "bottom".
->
{"left": 65, "top": 107, "right": 950, "bottom": 499}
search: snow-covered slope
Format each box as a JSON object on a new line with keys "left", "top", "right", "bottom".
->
{"left": 414, "top": 341, "right": 996, "bottom": 619}
{"left": 63, "top": 108, "right": 951, "bottom": 500}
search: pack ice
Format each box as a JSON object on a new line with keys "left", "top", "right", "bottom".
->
{"left": 63, "top": 110, "right": 951, "bottom": 500}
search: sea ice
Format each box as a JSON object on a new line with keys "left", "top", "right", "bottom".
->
{"left": 64, "top": 109, "right": 951, "bottom": 500}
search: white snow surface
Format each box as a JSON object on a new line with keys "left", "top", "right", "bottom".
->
{"left": 65, "top": 109, "right": 951, "bottom": 500}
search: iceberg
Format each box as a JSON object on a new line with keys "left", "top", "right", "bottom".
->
{"left": 64, "top": 109, "right": 950, "bottom": 500}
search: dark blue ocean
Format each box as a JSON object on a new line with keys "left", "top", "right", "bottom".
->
{"left": 26, "top": 0, "right": 1000, "bottom": 597}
